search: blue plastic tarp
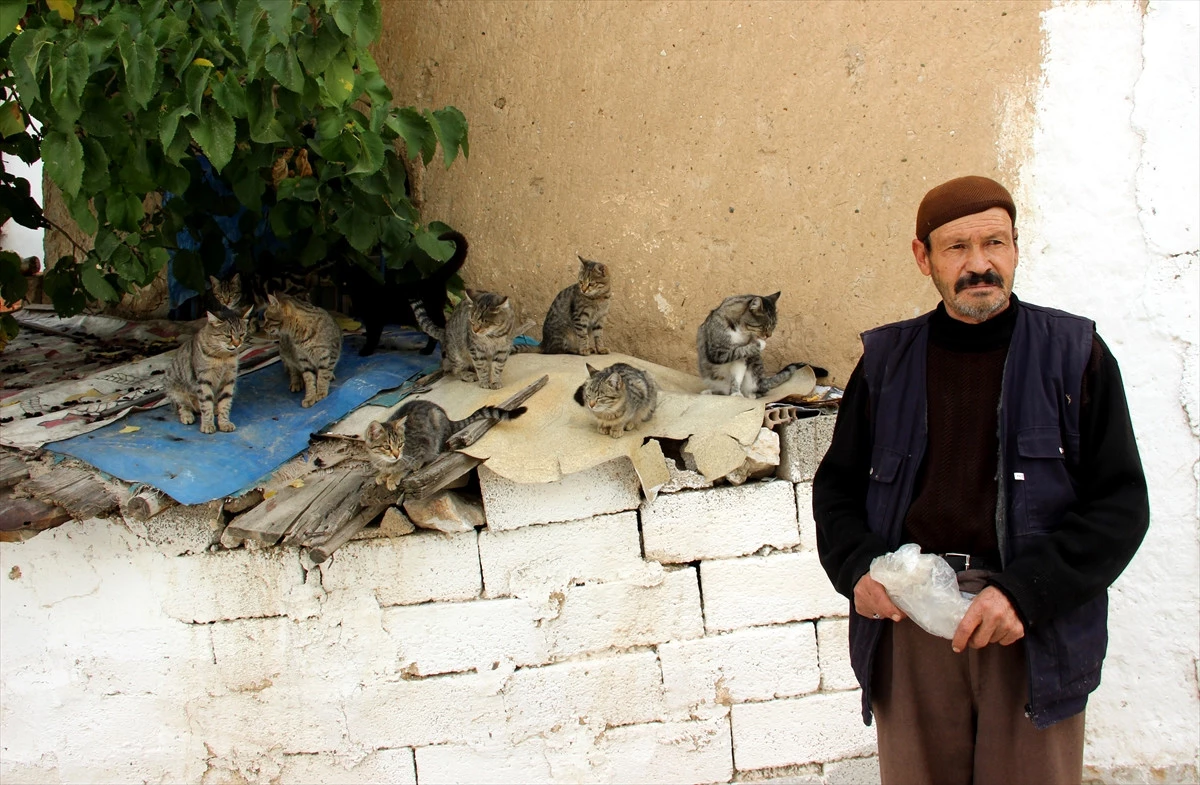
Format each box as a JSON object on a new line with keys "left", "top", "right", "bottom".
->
{"left": 51, "top": 333, "right": 438, "bottom": 505}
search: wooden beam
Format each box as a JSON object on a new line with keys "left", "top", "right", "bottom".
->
{"left": 403, "top": 374, "right": 549, "bottom": 500}
{"left": 21, "top": 467, "right": 117, "bottom": 520}
{"left": 307, "top": 500, "right": 394, "bottom": 564}
{"left": 0, "top": 452, "right": 29, "bottom": 489}
{"left": 0, "top": 492, "right": 71, "bottom": 541}
{"left": 281, "top": 466, "right": 373, "bottom": 547}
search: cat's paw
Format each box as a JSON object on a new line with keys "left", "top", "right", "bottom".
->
{"left": 595, "top": 347, "right": 610, "bottom": 355}
{"left": 200, "top": 421, "right": 216, "bottom": 435}
{"left": 290, "top": 381, "right": 303, "bottom": 393}
{"left": 218, "top": 421, "right": 236, "bottom": 432}
{"left": 301, "top": 396, "right": 318, "bottom": 408}
{"left": 579, "top": 347, "right": 594, "bottom": 356}
{"left": 178, "top": 411, "right": 195, "bottom": 425}
{"left": 483, "top": 380, "right": 503, "bottom": 390}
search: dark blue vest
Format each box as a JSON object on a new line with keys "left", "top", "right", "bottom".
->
{"left": 850, "top": 301, "right": 1103, "bottom": 729}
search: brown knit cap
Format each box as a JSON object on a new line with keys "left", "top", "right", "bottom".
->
{"left": 915, "top": 176, "right": 1016, "bottom": 240}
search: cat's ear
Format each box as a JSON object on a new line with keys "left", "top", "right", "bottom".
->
{"left": 208, "top": 276, "right": 219, "bottom": 290}
{"left": 240, "top": 305, "right": 253, "bottom": 320}
{"left": 462, "top": 289, "right": 476, "bottom": 304}
{"left": 267, "top": 293, "right": 278, "bottom": 306}
{"left": 748, "top": 297, "right": 763, "bottom": 314}
{"left": 365, "top": 422, "right": 385, "bottom": 442}
{"left": 765, "top": 291, "right": 781, "bottom": 305}
{"left": 607, "top": 371, "right": 624, "bottom": 389}
{"left": 206, "top": 311, "right": 221, "bottom": 325}
{"left": 585, "top": 363, "right": 600, "bottom": 375}
{"left": 577, "top": 254, "right": 587, "bottom": 266}
{"left": 573, "top": 384, "right": 586, "bottom": 406}
{"left": 231, "top": 273, "right": 241, "bottom": 286}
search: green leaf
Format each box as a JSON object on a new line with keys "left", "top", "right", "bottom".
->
{"left": 0, "top": 102, "right": 25, "bottom": 139}
{"left": 145, "top": 246, "right": 170, "bottom": 277}
{"left": 323, "top": 54, "right": 356, "bottom": 107}
{"left": 43, "top": 262, "right": 87, "bottom": 316}
{"left": 9, "top": 27, "right": 53, "bottom": 107}
{"left": 47, "top": 42, "right": 90, "bottom": 125}
{"left": 388, "top": 107, "right": 435, "bottom": 164}
{"left": 427, "top": 106, "right": 469, "bottom": 167}
{"left": 0, "top": 250, "right": 26, "bottom": 306}
{"left": 211, "top": 74, "right": 248, "bottom": 118}
{"left": 82, "top": 264, "right": 120, "bottom": 303}
{"left": 159, "top": 101, "right": 194, "bottom": 155}
{"left": 414, "top": 227, "right": 455, "bottom": 262}
{"left": 80, "top": 136, "right": 112, "bottom": 194}
{"left": 42, "top": 129, "right": 84, "bottom": 197}
{"left": 111, "top": 245, "right": 146, "bottom": 283}
{"left": 94, "top": 229, "right": 122, "bottom": 261}
{"left": 235, "top": 0, "right": 266, "bottom": 59}
{"left": 184, "top": 62, "right": 211, "bottom": 114}
{"left": 277, "top": 176, "right": 319, "bottom": 202}
{"left": 354, "top": 0, "right": 382, "bottom": 49}
{"left": 328, "top": 0, "right": 363, "bottom": 40}
{"left": 336, "top": 206, "right": 379, "bottom": 253}
{"left": 0, "top": 313, "right": 18, "bottom": 344}
{"left": 105, "top": 191, "right": 145, "bottom": 233}
{"left": 264, "top": 44, "right": 304, "bottom": 94}
{"left": 297, "top": 21, "right": 342, "bottom": 74}
{"left": 117, "top": 30, "right": 157, "bottom": 110}
{"left": 259, "top": 0, "right": 293, "bottom": 42}
{"left": 189, "top": 102, "right": 236, "bottom": 172}
{"left": 0, "top": 2, "right": 28, "bottom": 45}
{"left": 65, "top": 191, "right": 98, "bottom": 235}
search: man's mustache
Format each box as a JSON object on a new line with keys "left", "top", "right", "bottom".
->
{"left": 955, "top": 270, "right": 1004, "bottom": 293}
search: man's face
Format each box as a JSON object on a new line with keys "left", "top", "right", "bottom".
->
{"left": 911, "top": 206, "right": 1018, "bottom": 324}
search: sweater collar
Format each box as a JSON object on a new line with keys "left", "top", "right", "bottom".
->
{"left": 929, "top": 294, "right": 1019, "bottom": 352}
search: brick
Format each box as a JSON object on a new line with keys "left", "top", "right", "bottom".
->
{"left": 589, "top": 715, "right": 733, "bottom": 784}
{"left": 545, "top": 569, "right": 704, "bottom": 659}
{"left": 700, "top": 553, "right": 848, "bottom": 633}
{"left": 776, "top": 413, "right": 837, "bottom": 483}
{"left": 403, "top": 490, "right": 484, "bottom": 534}
{"left": 382, "top": 597, "right": 548, "bottom": 676}
{"left": 414, "top": 741, "right": 556, "bottom": 784}
{"left": 823, "top": 755, "right": 881, "bottom": 785}
{"left": 278, "top": 749, "right": 416, "bottom": 785}
{"left": 795, "top": 482, "right": 817, "bottom": 552}
{"left": 193, "top": 689, "right": 349, "bottom": 757}
{"left": 817, "top": 618, "right": 858, "bottom": 692}
{"left": 478, "top": 459, "right": 642, "bottom": 531}
{"left": 659, "top": 623, "right": 819, "bottom": 712}
{"left": 162, "top": 548, "right": 303, "bottom": 623}
{"left": 504, "top": 650, "right": 666, "bottom": 737}
{"left": 122, "top": 501, "right": 222, "bottom": 556}
{"left": 478, "top": 512, "right": 650, "bottom": 598}
{"left": 319, "top": 531, "right": 481, "bottom": 607}
{"left": 731, "top": 691, "right": 876, "bottom": 771}
{"left": 640, "top": 480, "right": 799, "bottom": 564}
{"left": 343, "top": 671, "right": 506, "bottom": 749}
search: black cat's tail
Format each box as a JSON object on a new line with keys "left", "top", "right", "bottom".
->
{"left": 756, "top": 362, "right": 829, "bottom": 397}
{"left": 451, "top": 405, "right": 528, "bottom": 430}
{"left": 410, "top": 299, "right": 446, "bottom": 343}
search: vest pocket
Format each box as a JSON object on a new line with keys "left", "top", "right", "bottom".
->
{"left": 1014, "top": 426, "right": 1075, "bottom": 532}
{"left": 865, "top": 446, "right": 905, "bottom": 537}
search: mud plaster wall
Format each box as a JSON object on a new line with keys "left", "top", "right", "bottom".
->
{"left": 373, "top": 0, "right": 1046, "bottom": 384}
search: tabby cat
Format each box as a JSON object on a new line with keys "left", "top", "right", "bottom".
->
{"left": 347, "top": 230, "right": 469, "bottom": 357}
{"left": 573, "top": 361, "right": 659, "bottom": 438}
{"left": 696, "top": 292, "right": 827, "bottom": 397}
{"left": 364, "top": 399, "right": 528, "bottom": 490}
{"left": 540, "top": 256, "right": 611, "bottom": 355}
{"left": 165, "top": 308, "right": 252, "bottom": 434}
{"left": 261, "top": 293, "right": 343, "bottom": 408}
{"left": 413, "top": 290, "right": 518, "bottom": 389}
{"left": 209, "top": 273, "right": 245, "bottom": 313}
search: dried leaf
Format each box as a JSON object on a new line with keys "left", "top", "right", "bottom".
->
{"left": 118, "top": 425, "right": 140, "bottom": 434}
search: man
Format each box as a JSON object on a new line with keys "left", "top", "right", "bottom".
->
{"left": 813, "top": 175, "right": 1149, "bottom": 785}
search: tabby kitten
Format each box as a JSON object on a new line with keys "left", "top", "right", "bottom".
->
{"left": 573, "top": 361, "right": 659, "bottom": 438}
{"left": 347, "top": 230, "right": 469, "bottom": 357}
{"left": 261, "top": 293, "right": 343, "bottom": 408}
{"left": 365, "top": 399, "right": 528, "bottom": 490}
{"left": 414, "top": 290, "right": 518, "bottom": 389}
{"left": 208, "top": 274, "right": 245, "bottom": 313}
{"left": 165, "top": 308, "right": 252, "bottom": 434}
{"left": 696, "top": 292, "right": 827, "bottom": 397}
{"left": 540, "top": 256, "right": 612, "bottom": 355}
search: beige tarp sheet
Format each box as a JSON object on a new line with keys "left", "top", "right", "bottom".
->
{"left": 333, "top": 352, "right": 814, "bottom": 496}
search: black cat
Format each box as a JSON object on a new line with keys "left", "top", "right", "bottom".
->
{"left": 347, "top": 230, "right": 469, "bottom": 357}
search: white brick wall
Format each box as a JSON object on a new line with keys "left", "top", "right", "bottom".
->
{"left": 278, "top": 749, "right": 417, "bottom": 785}
{"left": 795, "top": 482, "right": 817, "bottom": 551}
{"left": 659, "top": 623, "right": 820, "bottom": 712}
{"left": 731, "top": 691, "right": 876, "bottom": 772}
{"left": 162, "top": 548, "right": 304, "bottom": 623}
{"left": 817, "top": 618, "right": 859, "bottom": 692}
{"left": 479, "top": 459, "right": 642, "bottom": 531}
{"left": 700, "top": 552, "right": 849, "bottom": 633}
{"left": 320, "top": 531, "right": 481, "bottom": 606}
{"left": 343, "top": 672, "right": 507, "bottom": 749}
{"left": 640, "top": 480, "right": 800, "bottom": 563}
{"left": 383, "top": 597, "right": 549, "bottom": 676}
{"left": 478, "top": 512, "right": 651, "bottom": 598}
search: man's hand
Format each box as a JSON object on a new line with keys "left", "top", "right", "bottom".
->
{"left": 951, "top": 586, "right": 1025, "bottom": 653}
{"left": 853, "top": 574, "right": 906, "bottom": 622}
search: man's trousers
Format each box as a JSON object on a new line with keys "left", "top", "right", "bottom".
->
{"left": 871, "top": 618, "right": 1085, "bottom": 785}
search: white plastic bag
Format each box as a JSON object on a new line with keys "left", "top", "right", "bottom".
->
{"left": 869, "top": 543, "right": 974, "bottom": 639}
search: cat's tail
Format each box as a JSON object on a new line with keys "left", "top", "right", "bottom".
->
{"left": 755, "top": 362, "right": 829, "bottom": 397}
{"left": 410, "top": 299, "right": 446, "bottom": 343}
{"left": 452, "top": 405, "right": 529, "bottom": 430}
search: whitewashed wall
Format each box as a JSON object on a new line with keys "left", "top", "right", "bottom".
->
{"left": 1, "top": 1, "right": 1197, "bottom": 783}
{"left": 1014, "top": 1, "right": 1200, "bottom": 779}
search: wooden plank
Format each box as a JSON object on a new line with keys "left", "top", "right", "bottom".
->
{"left": 224, "top": 473, "right": 341, "bottom": 545}
{"left": 403, "top": 374, "right": 549, "bottom": 500}
{"left": 123, "top": 490, "right": 175, "bottom": 521}
{"left": 281, "top": 467, "right": 373, "bottom": 547}
{"left": 307, "top": 500, "right": 394, "bottom": 564}
{"left": 0, "top": 453, "right": 29, "bottom": 489}
{"left": 21, "top": 467, "right": 117, "bottom": 520}
{"left": 0, "top": 492, "right": 71, "bottom": 541}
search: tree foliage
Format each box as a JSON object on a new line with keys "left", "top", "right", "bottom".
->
{"left": 0, "top": 0, "right": 468, "bottom": 324}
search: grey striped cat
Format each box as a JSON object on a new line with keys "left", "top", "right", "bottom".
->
{"left": 165, "top": 308, "right": 252, "bottom": 434}
{"left": 262, "top": 293, "right": 343, "bottom": 408}
{"left": 208, "top": 274, "right": 245, "bottom": 313}
{"left": 573, "top": 361, "right": 659, "bottom": 437}
{"left": 540, "top": 256, "right": 611, "bottom": 355}
{"left": 414, "top": 290, "right": 518, "bottom": 389}
{"left": 365, "top": 399, "right": 528, "bottom": 490}
{"left": 696, "top": 292, "right": 826, "bottom": 397}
